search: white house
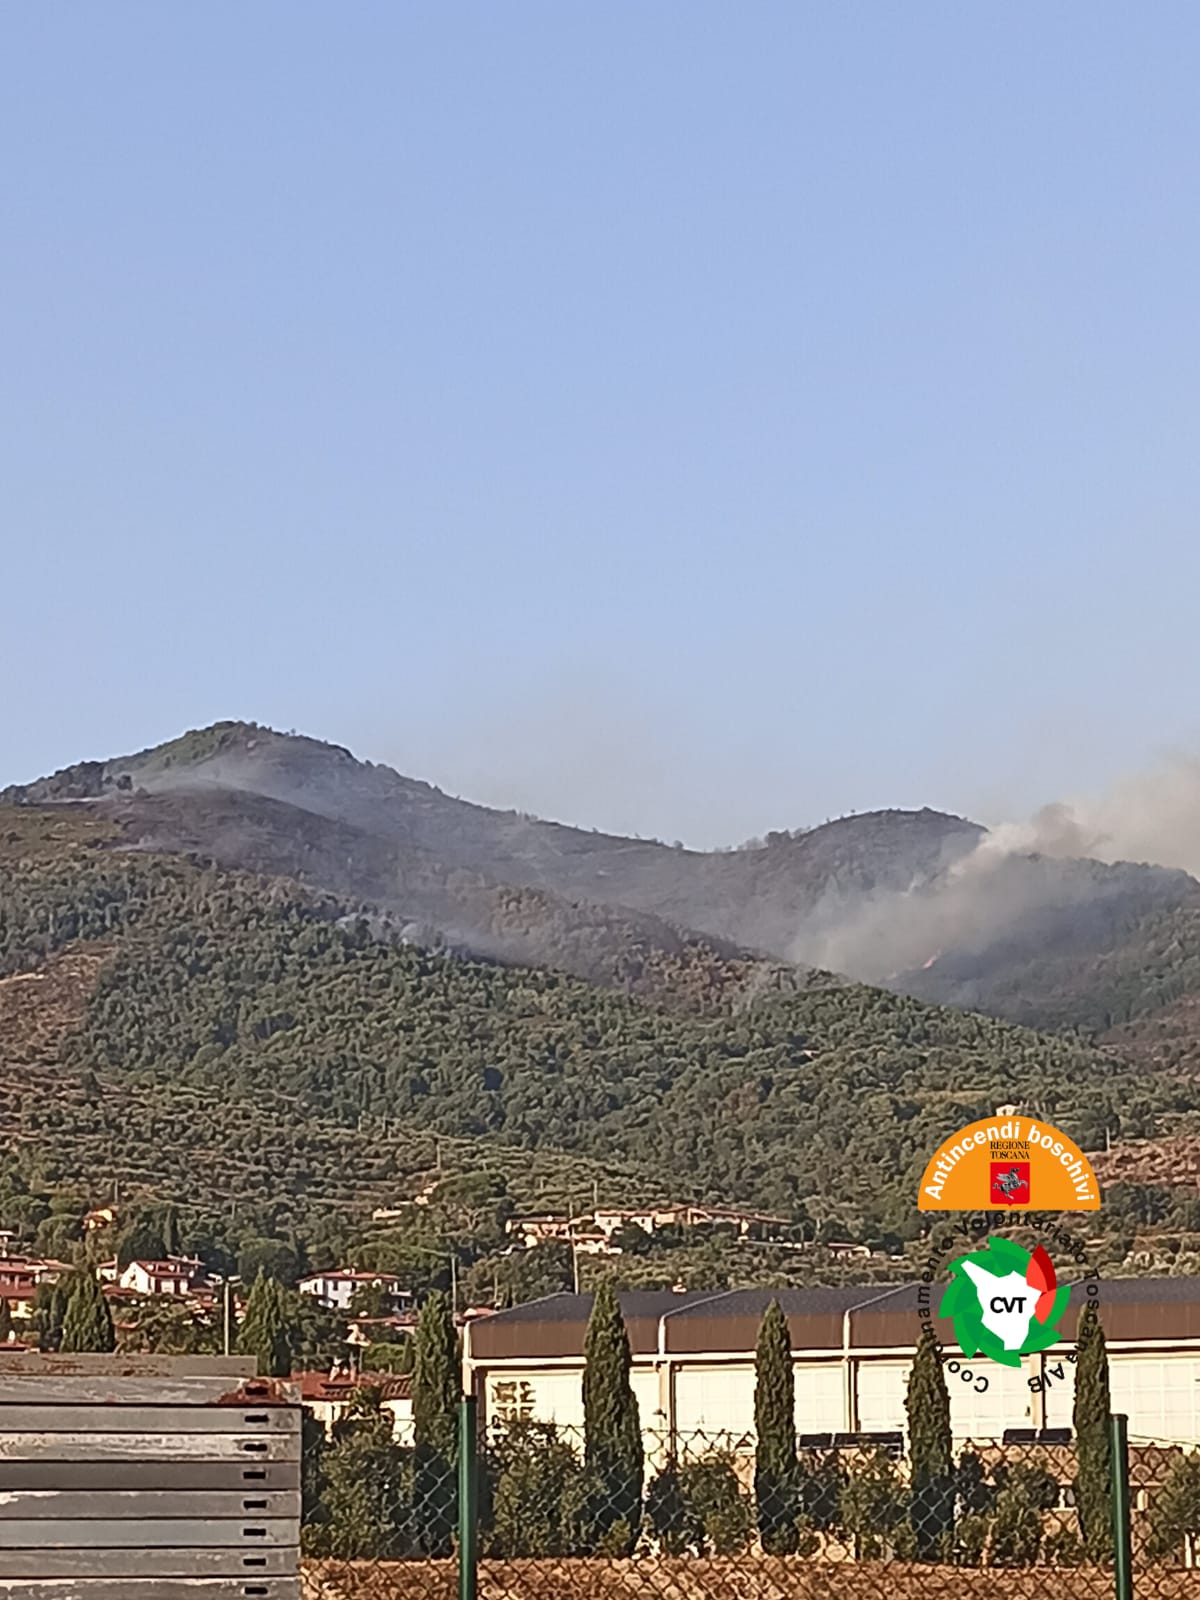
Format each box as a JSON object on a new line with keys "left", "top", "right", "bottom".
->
{"left": 297, "top": 1270, "right": 413, "bottom": 1315}
{"left": 297, "top": 1369, "right": 414, "bottom": 1444}
{"left": 117, "top": 1258, "right": 203, "bottom": 1297}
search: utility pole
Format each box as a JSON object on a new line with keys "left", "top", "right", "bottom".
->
{"left": 222, "top": 1276, "right": 242, "bottom": 1357}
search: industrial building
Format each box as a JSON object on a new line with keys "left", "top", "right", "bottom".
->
{"left": 463, "top": 1279, "right": 1200, "bottom": 1451}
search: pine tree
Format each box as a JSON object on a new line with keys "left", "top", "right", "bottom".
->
{"left": 754, "top": 1300, "right": 797, "bottom": 1553}
{"left": 906, "top": 1325, "right": 953, "bottom": 1558}
{"left": 60, "top": 1272, "right": 116, "bottom": 1354}
{"left": 1074, "top": 1303, "right": 1112, "bottom": 1560}
{"left": 582, "top": 1278, "right": 643, "bottom": 1554}
{"left": 236, "top": 1271, "right": 294, "bottom": 1378}
{"left": 411, "top": 1291, "right": 459, "bottom": 1555}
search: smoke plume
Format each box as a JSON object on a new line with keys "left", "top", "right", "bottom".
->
{"left": 788, "top": 755, "right": 1200, "bottom": 985}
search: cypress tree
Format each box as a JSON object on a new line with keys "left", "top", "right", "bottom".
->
{"left": 1074, "top": 1303, "right": 1112, "bottom": 1559}
{"left": 60, "top": 1272, "right": 116, "bottom": 1354}
{"left": 582, "top": 1277, "right": 643, "bottom": 1554}
{"left": 906, "top": 1325, "right": 953, "bottom": 1559}
{"left": 32, "top": 1280, "right": 70, "bottom": 1352}
{"left": 754, "top": 1300, "right": 797, "bottom": 1553}
{"left": 0, "top": 1295, "right": 12, "bottom": 1344}
{"left": 412, "top": 1291, "right": 459, "bottom": 1555}
{"left": 236, "top": 1271, "right": 294, "bottom": 1378}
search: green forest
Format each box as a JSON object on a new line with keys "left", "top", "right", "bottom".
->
{"left": 0, "top": 804, "right": 1192, "bottom": 1287}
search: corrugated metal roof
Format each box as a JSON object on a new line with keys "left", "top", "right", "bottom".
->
{"left": 468, "top": 1276, "right": 1200, "bottom": 1360}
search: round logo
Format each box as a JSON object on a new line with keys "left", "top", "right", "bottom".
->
{"left": 939, "top": 1237, "right": 1071, "bottom": 1369}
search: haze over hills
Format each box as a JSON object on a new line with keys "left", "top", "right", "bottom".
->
{"left": 6, "top": 720, "right": 1200, "bottom": 1279}
{"left": 0, "top": 798, "right": 1168, "bottom": 1256}
{"left": 8, "top": 720, "right": 1200, "bottom": 1048}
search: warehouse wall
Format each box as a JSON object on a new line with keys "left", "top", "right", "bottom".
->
{"left": 475, "top": 1345, "right": 1200, "bottom": 1449}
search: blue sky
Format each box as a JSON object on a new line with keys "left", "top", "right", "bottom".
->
{"left": 4, "top": 4, "right": 1200, "bottom": 846}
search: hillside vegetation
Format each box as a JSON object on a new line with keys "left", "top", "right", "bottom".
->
{"left": 0, "top": 805, "right": 1166, "bottom": 1262}
{"left": 9, "top": 721, "right": 1200, "bottom": 1055}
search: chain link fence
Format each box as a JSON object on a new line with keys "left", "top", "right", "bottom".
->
{"left": 1126, "top": 1437, "right": 1200, "bottom": 1598}
{"left": 301, "top": 1407, "right": 1187, "bottom": 1598}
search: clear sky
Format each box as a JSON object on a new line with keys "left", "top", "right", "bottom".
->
{"left": 4, "top": 4, "right": 1200, "bottom": 847}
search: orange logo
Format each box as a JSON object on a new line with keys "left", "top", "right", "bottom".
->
{"left": 918, "top": 1117, "right": 1100, "bottom": 1211}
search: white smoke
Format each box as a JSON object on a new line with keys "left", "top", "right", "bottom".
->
{"left": 788, "top": 756, "right": 1200, "bottom": 985}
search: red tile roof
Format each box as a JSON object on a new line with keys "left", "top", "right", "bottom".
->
{"left": 294, "top": 1370, "right": 411, "bottom": 1404}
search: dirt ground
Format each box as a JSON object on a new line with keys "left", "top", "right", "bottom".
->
{"left": 303, "top": 1555, "right": 1200, "bottom": 1600}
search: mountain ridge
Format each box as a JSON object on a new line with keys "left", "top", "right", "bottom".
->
{"left": 8, "top": 719, "right": 1200, "bottom": 1054}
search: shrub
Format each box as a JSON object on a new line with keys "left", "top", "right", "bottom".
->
{"left": 483, "top": 1422, "right": 587, "bottom": 1558}
{"left": 678, "top": 1456, "right": 752, "bottom": 1556}
{"left": 839, "top": 1449, "right": 907, "bottom": 1559}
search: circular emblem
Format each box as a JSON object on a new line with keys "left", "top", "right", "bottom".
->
{"left": 940, "top": 1237, "right": 1071, "bottom": 1369}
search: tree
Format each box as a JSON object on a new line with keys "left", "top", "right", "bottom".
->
{"left": 237, "top": 1237, "right": 300, "bottom": 1288}
{"left": 411, "top": 1291, "right": 459, "bottom": 1555}
{"left": 116, "top": 1217, "right": 166, "bottom": 1270}
{"left": 237, "top": 1270, "right": 295, "bottom": 1377}
{"left": 582, "top": 1278, "right": 643, "bottom": 1554}
{"left": 362, "top": 1339, "right": 414, "bottom": 1374}
{"left": 60, "top": 1272, "right": 115, "bottom": 1354}
{"left": 645, "top": 1461, "right": 690, "bottom": 1555}
{"left": 1073, "top": 1303, "right": 1112, "bottom": 1560}
{"left": 677, "top": 1455, "right": 752, "bottom": 1555}
{"left": 118, "top": 1295, "right": 214, "bottom": 1355}
{"left": 31, "top": 1279, "right": 71, "bottom": 1352}
{"left": 0, "top": 1296, "right": 12, "bottom": 1344}
{"left": 611, "top": 1222, "right": 654, "bottom": 1257}
{"left": 290, "top": 1290, "right": 346, "bottom": 1369}
{"left": 346, "top": 1283, "right": 396, "bottom": 1321}
{"left": 905, "top": 1325, "right": 952, "bottom": 1559}
{"left": 301, "top": 1409, "right": 328, "bottom": 1533}
{"left": 303, "top": 1388, "right": 408, "bottom": 1558}
{"left": 1148, "top": 1453, "right": 1200, "bottom": 1563}
{"left": 754, "top": 1300, "right": 797, "bottom": 1553}
{"left": 838, "top": 1448, "right": 907, "bottom": 1559}
{"left": 989, "top": 1471, "right": 1044, "bottom": 1567}
{"left": 647, "top": 1452, "right": 753, "bottom": 1558}
{"left": 464, "top": 1242, "right": 574, "bottom": 1308}
{"left": 483, "top": 1422, "right": 587, "bottom": 1557}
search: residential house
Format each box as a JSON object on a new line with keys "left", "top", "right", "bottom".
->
{"left": 508, "top": 1205, "right": 794, "bottom": 1253}
{"left": 0, "top": 1256, "right": 68, "bottom": 1321}
{"left": 105, "top": 1257, "right": 206, "bottom": 1297}
{"left": 505, "top": 1215, "right": 583, "bottom": 1249}
{"left": 297, "top": 1271, "right": 413, "bottom": 1315}
{"left": 296, "top": 1368, "right": 413, "bottom": 1444}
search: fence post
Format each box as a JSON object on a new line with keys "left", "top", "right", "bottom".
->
{"left": 1109, "top": 1412, "right": 1133, "bottom": 1600}
{"left": 458, "top": 1395, "right": 479, "bottom": 1600}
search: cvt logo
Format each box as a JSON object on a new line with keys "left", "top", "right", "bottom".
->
{"left": 939, "top": 1237, "right": 1071, "bottom": 1369}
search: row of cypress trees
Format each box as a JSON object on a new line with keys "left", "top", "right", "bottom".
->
{"left": 40, "top": 1264, "right": 1116, "bottom": 1562}
{"left": 751, "top": 1296, "right": 1113, "bottom": 1559}
{"left": 30, "top": 1269, "right": 117, "bottom": 1353}
{"left": 902, "top": 1303, "right": 1112, "bottom": 1561}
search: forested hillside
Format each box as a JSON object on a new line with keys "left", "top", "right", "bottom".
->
{"left": 9, "top": 721, "right": 1200, "bottom": 1053}
{"left": 1, "top": 805, "right": 1168, "bottom": 1252}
